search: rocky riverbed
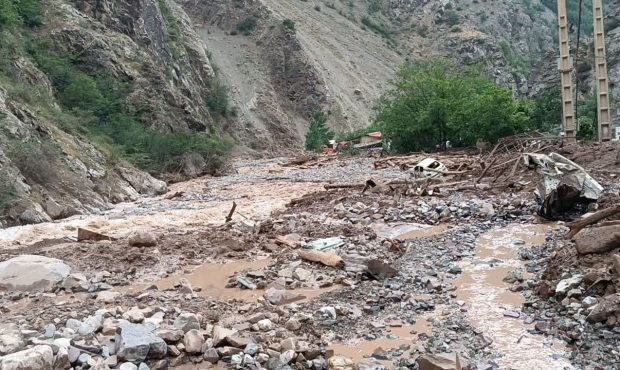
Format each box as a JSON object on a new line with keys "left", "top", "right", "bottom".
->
{"left": 0, "top": 151, "right": 619, "bottom": 370}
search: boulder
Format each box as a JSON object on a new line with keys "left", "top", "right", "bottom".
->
{"left": 328, "top": 355, "right": 355, "bottom": 370}
{"left": 182, "top": 329, "right": 204, "bottom": 354}
{"left": 62, "top": 273, "right": 90, "bottom": 292}
{"left": 587, "top": 293, "right": 620, "bottom": 323}
{"left": 358, "top": 358, "right": 386, "bottom": 370}
{"left": 0, "top": 255, "right": 71, "bottom": 292}
{"left": 0, "top": 345, "right": 54, "bottom": 370}
{"left": 97, "top": 291, "right": 121, "bottom": 303}
{"left": 555, "top": 275, "right": 583, "bottom": 295}
{"left": 416, "top": 353, "right": 471, "bottom": 370}
{"left": 155, "top": 329, "right": 183, "bottom": 343}
{"left": 263, "top": 288, "right": 304, "bottom": 305}
{"left": 212, "top": 326, "right": 236, "bottom": 347}
{"left": 203, "top": 348, "right": 219, "bottom": 364}
{"left": 115, "top": 322, "right": 167, "bottom": 363}
{"left": 574, "top": 226, "right": 620, "bottom": 254}
{"left": 128, "top": 232, "right": 157, "bottom": 248}
{"left": 0, "top": 323, "right": 26, "bottom": 355}
{"left": 173, "top": 313, "right": 200, "bottom": 333}
{"left": 54, "top": 347, "right": 70, "bottom": 370}
{"left": 115, "top": 166, "right": 167, "bottom": 196}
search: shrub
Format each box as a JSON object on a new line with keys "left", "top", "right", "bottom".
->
{"left": 368, "top": 0, "right": 381, "bottom": 13}
{"left": 305, "top": 111, "right": 333, "bottom": 152}
{"left": 0, "top": 170, "right": 17, "bottom": 209}
{"left": 439, "top": 10, "right": 460, "bottom": 26}
{"left": 7, "top": 138, "right": 60, "bottom": 184}
{"left": 416, "top": 24, "right": 429, "bottom": 37}
{"left": 361, "top": 16, "right": 393, "bottom": 42}
{"left": 314, "top": 5, "right": 321, "bottom": 11}
{"left": 206, "top": 81, "right": 230, "bottom": 118}
{"left": 450, "top": 26, "right": 462, "bottom": 33}
{"left": 236, "top": 16, "right": 258, "bottom": 35}
{"left": 0, "top": 0, "right": 42, "bottom": 28}
{"left": 283, "top": 19, "right": 296, "bottom": 31}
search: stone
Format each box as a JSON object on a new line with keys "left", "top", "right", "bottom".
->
{"left": 587, "top": 293, "right": 620, "bottom": 323}
{"left": 212, "top": 326, "right": 236, "bottom": 347}
{"left": 216, "top": 346, "right": 243, "bottom": 357}
{"left": 582, "top": 296, "right": 598, "bottom": 308}
{"left": 0, "top": 255, "right": 71, "bottom": 292}
{"left": 43, "top": 324, "right": 56, "bottom": 339}
{"left": 366, "top": 259, "right": 398, "bottom": 280}
{"left": 62, "top": 273, "right": 90, "bottom": 292}
{"left": 284, "top": 319, "right": 302, "bottom": 331}
{"left": 555, "top": 275, "right": 583, "bottom": 295}
{"left": 97, "top": 291, "right": 121, "bottom": 303}
{"left": 256, "top": 319, "right": 275, "bottom": 331}
{"left": 182, "top": 329, "right": 204, "bottom": 354}
{"left": 0, "top": 323, "right": 26, "bottom": 355}
{"left": 115, "top": 322, "right": 167, "bottom": 363}
{"left": 263, "top": 288, "right": 304, "bottom": 305}
{"left": 225, "top": 334, "right": 253, "bottom": 348}
{"left": 203, "top": 348, "right": 219, "bottom": 364}
{"left": 574, "top": 226, "right": 620, "bottom": 254}
{"left": 371, "top": 347, "right": 389, "bottom": 360}
{"left": 123, "top": 308, "right": 145, "bottom": 324}
{"left": 416, "top": 353, "right": 468, "bottom": 370}
{"left": 613, "top": 254, "right": 620, "bottom": 278}
{"left": 77, "top": 353, "right": 91, "bottom": 365}
{"left": 68, "top": 346, "right": 80, "bottom": 363}
{"left": 54, "top": 347, "right": 71, "bottom": 370}
{"left": 293, "top": 267, "right": 312, "bottom": 281}
{"left": 244, "top": 343, "right": 260, "bottom": 356}
{"left": 119, "top": 363, "right": 138, "bottom": 370}
{"left": 173, "top": 313, "right": 200, "bottom": 333}
{"left": 138, "top": 363, "right": 151, "bottom": 370}
{"left": 280, "top": 349, "right": 296, "bottom": 364}
{"left": 318, "top": 306, "right": 336, "bottom": 319}
{"left": 503, "top": 270, "right": 524, "bottom": 284}
{"left": 149, "top": 360, "right": 167, "bottom": 370}
{"left": 231, "top": 354, "right": 243, "bottom": 366}
{"left": 155, "top": 329, "right": 184, "bottom": 343}
{"left": 257, "top": 353, "right": 269, "bottom": 363}
{"left": 128, "top": 231, "right": 158, "bottom": 247}
{"left": 280, "top": 338, "right": 297, "bottom": 351}
{"left": 0, "top": 345, "right": 54, "bottom": 370}
{"left": 328, "top": 355, "right": 355, "bottom": 370}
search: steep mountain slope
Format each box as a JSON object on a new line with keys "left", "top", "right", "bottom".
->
{"left": 0, "top": 0, "right": 225, "bottom": 226}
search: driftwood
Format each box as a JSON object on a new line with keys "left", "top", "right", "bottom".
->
{"left": 566, "top": 204, "right": 620, "bottom": 239}
{"left": 225, "top": 201, "right": 237, "bottom": 223}
{"left": 475, "top": 157, "right": 498, "bottom": 184}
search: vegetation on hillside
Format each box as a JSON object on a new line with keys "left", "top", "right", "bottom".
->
{"left": 374, "top": 60, "right": 531, "bottom": 152}
{"left": 305, "top": 111, "right": 333, "bottom": 152}
{"left": 0, "top": 7, "right": 231, "bottom": 177}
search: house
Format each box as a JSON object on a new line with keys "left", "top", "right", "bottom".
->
{"left": 353, "top": 131, "right": 383, "bottom": 149}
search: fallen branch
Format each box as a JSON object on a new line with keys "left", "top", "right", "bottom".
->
{"left": 225, "top": 201, "right": 237, "bottom": 223}
{"left": 475, "top": 157, "right": 498, "bottom": 184}
{"left": 298, "top": 250, "right": 344, "bottom": 268}
{"left": 566, "top": 204, "right": 620, "bottom": 239}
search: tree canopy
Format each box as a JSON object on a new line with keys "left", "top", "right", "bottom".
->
{"left": 374, "top": 60, "right": 531, "bottom": 152}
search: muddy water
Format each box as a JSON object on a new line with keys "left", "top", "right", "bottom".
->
{"left": 331, "top": 318, "right": 431, "bottom": 368}
{"left": 124, "top": 259, "right": 341, "bottom": 302}
{"left": 454, "top": 224, "right": 573, "bottom": 369}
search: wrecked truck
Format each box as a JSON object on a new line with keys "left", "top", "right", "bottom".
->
{"left": 523, "top": 152, "right": 603, "bottom": 220}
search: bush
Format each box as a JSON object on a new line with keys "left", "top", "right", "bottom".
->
{"left": 368, "top": 0, "right": 382, "bottom": 13}
{"left": 439, "top": 10, "right": 460, "bottom": 26}
{"left": 314, "top": 5, "right": 321, "bottom": 11}
{"left": 283, "top": 19, "right": 296, "bottom": 31}
{"left": 158, "top": 0, "right": 180, "bottom": 43}
{"left": 236, "top": 16, "right": 258, "bottom": 35}
{"left": 206, "top": 81, "right": 230, "bottom": 118}
{"left": 374, "top": 59, "right": 530, "bottom": 152}
{"left": 0, "top": 0, "right": 43, "bottom": 28}
{"left": 305, "top": 111, "right": 333, "bottom": 152}
{"left": 450, "top": 26, "right": 462, "bottom": 33}
{"left": 7, "top": 138, "right": 60, "bottom": 184}
{"left": 0, "top": 170, "right": 17, "bottom": 209}
{"left": 361, "top": 16, "right": 393, "bottom": 42}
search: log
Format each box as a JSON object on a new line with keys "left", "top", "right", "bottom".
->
{"left": 475, "top": 157, "right": 498, "bottom": 184}
{"left": 225, "top": 201, "right": 237, "bottom": 223}
{"left": 298, "top": 250, "right": 344, "bottom": 268}
{"left": 566, "top": 204, "right": 620, "bottom": 239}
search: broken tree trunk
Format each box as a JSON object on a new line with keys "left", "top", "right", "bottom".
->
{"left": 225, "top": 201, "right": 237, "bottom": 223}
{"left": 298, "top": 250, "right": 344, "bottom": 268}
{"left": 566, "top": 204, "right": 620, "bottom": 239}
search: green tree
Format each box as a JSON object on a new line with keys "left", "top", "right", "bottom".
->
{"left": 530, "top": 88, "right": 562, "bottom": 132}
{"left": 305, "top": 111, "right": 333, "bottom": 151}
{"left": 0, "top": 0, "right": 21, "bottom": 27}
{"left": 374, "top": 59, "right": 530, "bottom": 152}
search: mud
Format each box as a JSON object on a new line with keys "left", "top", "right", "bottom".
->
{"left": 455, "top": 224, "right": 573, "bottom": 369}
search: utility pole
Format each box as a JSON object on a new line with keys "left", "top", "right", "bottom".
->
{"left": 557, "top": 0, "right": 577, "bottom": 141}
{"left": 593, "top": 0, "right": 612, "bottom": 141}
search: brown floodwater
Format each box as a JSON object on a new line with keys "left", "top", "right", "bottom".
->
{"left": 330, "top": 318, "right": 431, "bottom": 368}
{"left": 122, "top": 259, "right": 341, "bottom": 303}
{"left": 454, "top": 223, "right": 573, "bottom": 369}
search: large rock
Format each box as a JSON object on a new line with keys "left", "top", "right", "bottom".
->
{"left": 62, "top": 273, "right": 90, "bottom": 292}
{"left": 212, "top": 326, "right": 236, "bottom": 347}
{"left": 587, "top": 293, "right": 620, "bottom": 323}
{"left": 416, "top": 353, "right": 471, "bottom": 370}
{"left": 173, "top": 313, "right": 200, "bottom": 333}
{"left": 328, "top": 356, "right": 355, "bottom": 370}
{"left": 0, "top": 324, "right": 26, "bottom": 355}
{"left": 0, "top": 255, "right": 71, "bottom": 292}
{"left": 574, "top": 226, "right": 620, "bottom": 254}
{"left": 115, "top": 166, "right": 167, "bottom": 196}
{"left": 128, "top": 232, "right": 157, "bottom": 248}
{"left": 115, "top": 322, "right": 167, "bottom": 363}
{"left": 0, "top": 345, "right": 54, "bottom": 370}
{"left": 182, "top": 329, "right": 204, "bottom": 354}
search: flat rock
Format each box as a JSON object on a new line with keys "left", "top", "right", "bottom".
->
{"left": 0, "top": 255, "right": 71, "bottom": 292}
{"left": 0, "top": 323, "right": 26, "bottom": 355}
{"left": 328, "top": 355, "right": 355, "bottom": 370}
{"left": 263, "top": 288, "right": 304, "bottom": 305}
{"left": 155, "top": 329, "right": 184, "bottom": 343}
{"left": 0, "top": 345, "right": 54, "bottom": 370}
{"left": 115, "top": 322, "right": 167, "bottom": 363}
{"left": 587, "top": 293, "right": 620, "bottom": 323}
{"left": 173, "top": 313, "right": 200, "bottom": 333}
{"left": 417, "top": 353, "right": 469, "bottom": 370}
{"left": 226, "top": 334, "right": 254, "bottom": 348}
{"left": 97, "top": 291, "right": 121, "bottom": 303}
{"left": 212, "top": 326, "right": 236, "bottom": 347}
{"left": 555, "top": 275, "right": 583, "bottom": 295}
